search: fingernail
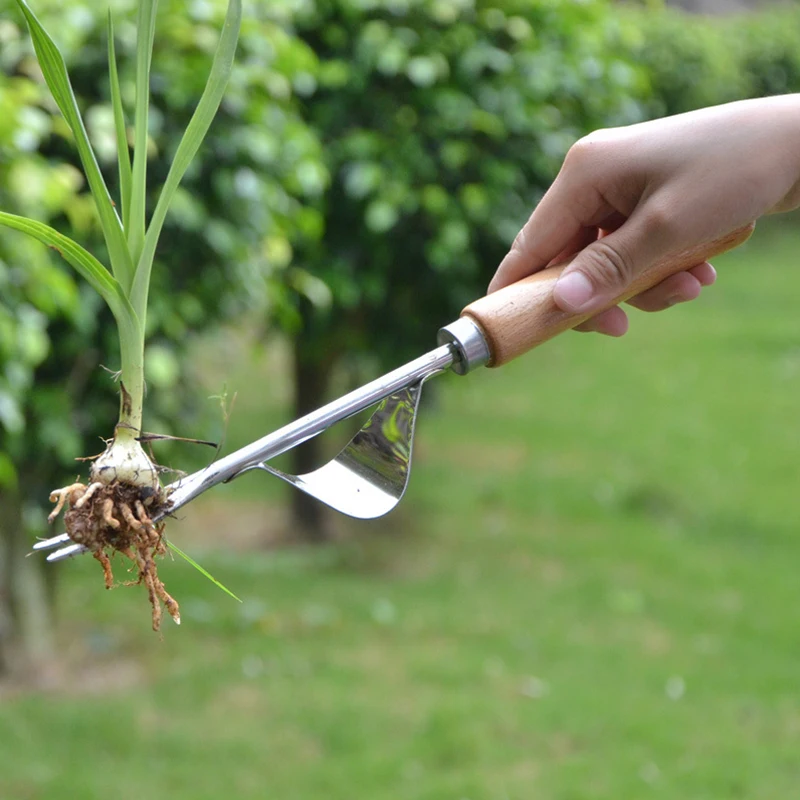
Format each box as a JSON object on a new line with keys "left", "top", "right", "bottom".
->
{"left": 554, "top": 271, "right": 593, "bottom": 311}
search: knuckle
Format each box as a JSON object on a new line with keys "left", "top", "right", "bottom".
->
{"left": 564, "top": 139, "right": 592, "bottom": 170}
{"left": 638, "top": 201, "right": 680, "bottom": 244}
{"left": 565, "top": 128, "right": 617, "bottom": 166}
{"left": 585, "top": 238, "right": 635, "bottom": 291}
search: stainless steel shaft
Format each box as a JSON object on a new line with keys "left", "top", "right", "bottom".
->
{"left": 35, "top": 316, "right": 491, "bottom": 560}
{"left": 158, "top": 343, "right": 458, "bottom": 520}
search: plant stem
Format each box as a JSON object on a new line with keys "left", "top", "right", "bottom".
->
{"left": 92, "top": 321, "right": 156, "bottom": 489}
{"left": 117, "top": 324, "right": 145, "bottom": 437}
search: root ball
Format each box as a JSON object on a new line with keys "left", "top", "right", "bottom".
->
{"left": 50, "top": 480, "right": 178, "bottom": 631}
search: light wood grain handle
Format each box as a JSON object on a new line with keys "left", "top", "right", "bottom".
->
{"left": 462, "top": 224, "right": 754, "bottom": 368}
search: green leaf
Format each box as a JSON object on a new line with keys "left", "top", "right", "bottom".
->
{"left": 107, "top": 11, "right": 133, "bottom": 235}
{"left": 13, "top": 0, "right": 134, "bottom": 291}
{"left": 0, "top": 212, "right": 135, "bottom": 329}
{"left": 130, "top": 0, "right": 242, "bottom": 319}
{"left": 0, "top": 213, "right": 142, "bottom": 398}
{"left": 127, "top": 0, "right": 158, "bottom": 265}
{"left": 167, "top": 541, "right": 242, "bottom": 603}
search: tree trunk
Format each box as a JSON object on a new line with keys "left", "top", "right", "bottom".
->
{"left": 0, "top": 488, "right": 57, "bottom": 684}
{"left": 289, "top": 342, "right": 335, "bottom": 543}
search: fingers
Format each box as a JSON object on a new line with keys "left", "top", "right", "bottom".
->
{"left": 575, "top": 262, "right": 716, "bottom": 336}
{"left": 574, "top": 306, "right": 629, "bottom": 337}
{"left": 627, "top": 262, "right": 715, "bottom": 312}
{"left": 488, "top": 204, "right": 583, "bottom": 293}
{"left": 543, "top": 226, "right": 602, "bottom": 270}
{"left": 488, "top": 159, "right": 618, "bottom": 293}
{"left": 628, "top": 272, "right": 700, "bottom": 312}
{"left": 552, "top": 217, "right": 665, "bottom": 314}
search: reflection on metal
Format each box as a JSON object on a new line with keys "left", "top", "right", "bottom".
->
{"left": 437, "top": 316, "right": 491, "bottom": 374}
{"left": 160, "top": 344, "right": 456, "bottom": 519}
{"left": 253, "top": 383, "right": 425, "bottom": 519}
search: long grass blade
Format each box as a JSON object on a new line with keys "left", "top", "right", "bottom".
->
{"left": 108, "top": 11, "right": 133, "bottom": 235}
{"left": 167, "top": 541, "right": 242, "bottom": 603}
{"left": 14, "top": 0, "right": 134, "bottom": 291}
{"left": 0, "top": 212, "right": 137, "bottom": 330}
{"left": 130, "top": 0, "right": 241, "bottom": 318}
{"left": 127, "top": 0, "right": 159, "bottom": 265}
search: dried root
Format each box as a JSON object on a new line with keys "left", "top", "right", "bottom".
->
{"left": 48, "top": 483, "right": 86, "bottom": 522}
{"left": 49, "top": 480, "right": 179, "bottom": 631}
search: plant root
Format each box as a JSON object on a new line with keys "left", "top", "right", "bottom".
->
{"left": 49, "top": 480, "right": 179, "bottom": 631}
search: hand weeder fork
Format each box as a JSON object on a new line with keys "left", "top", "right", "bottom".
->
{"left": 33, "top": 227, "right": 753, "bottom": 562}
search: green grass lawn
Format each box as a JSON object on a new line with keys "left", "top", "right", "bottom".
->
{"left": 3, "top": 220, "right": 800, "bottom": 799}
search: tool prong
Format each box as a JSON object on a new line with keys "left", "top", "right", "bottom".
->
{"left": 32, "top": 533, "right": 73, "bottom": 551}
{"left": 46, "top": 543, "right": 88, "bottom": 562}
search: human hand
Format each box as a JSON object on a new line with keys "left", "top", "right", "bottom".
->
{"left": 489, "top": 95, "right": 800, "bottom": 336}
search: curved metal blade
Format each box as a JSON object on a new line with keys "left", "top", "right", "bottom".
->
{"left": 244, "top": 381, "right": 426, "bottom": 519}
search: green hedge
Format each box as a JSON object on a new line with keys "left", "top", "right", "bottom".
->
{"left": 623, "top": 5, "right": 800, "bottom": 116}
{"left": 737, "top": 8, "right": 800, "bottom": 98}
{"left": 281, "top": 0, "right": 653, "bottom": 376}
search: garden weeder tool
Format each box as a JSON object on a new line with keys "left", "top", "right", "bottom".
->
{"left": 36, "top": 226, "right": 752, "bottom": 562}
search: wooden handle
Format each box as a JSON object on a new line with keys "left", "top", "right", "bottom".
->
{"left": 462, "top": 224, "right": 755, "bottom": 367}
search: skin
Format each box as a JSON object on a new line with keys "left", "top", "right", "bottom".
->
{"left": 489, "top": 95, "right": 800, "bottom": 336}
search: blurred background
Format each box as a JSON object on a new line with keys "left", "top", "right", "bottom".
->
{"left": 2, "top": 0, "right": 800, "bottom": 797}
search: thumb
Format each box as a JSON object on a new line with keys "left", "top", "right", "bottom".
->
{"left": 552, "top": 222, "right": 657, "bottom": 314}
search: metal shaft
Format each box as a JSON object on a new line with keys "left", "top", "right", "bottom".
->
{"left": 33, "top": 317, "right": 490, "bottom": 560}
{"left": 159, "top": 343, "right": 457, "bottom": 519}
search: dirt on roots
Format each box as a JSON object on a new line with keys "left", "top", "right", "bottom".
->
{"left": 49, "top": 480, "right": 179, "bottom": 631}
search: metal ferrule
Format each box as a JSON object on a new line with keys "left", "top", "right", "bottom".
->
{"left": 437, "top": 316, "right": 491, "bottom": 375}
